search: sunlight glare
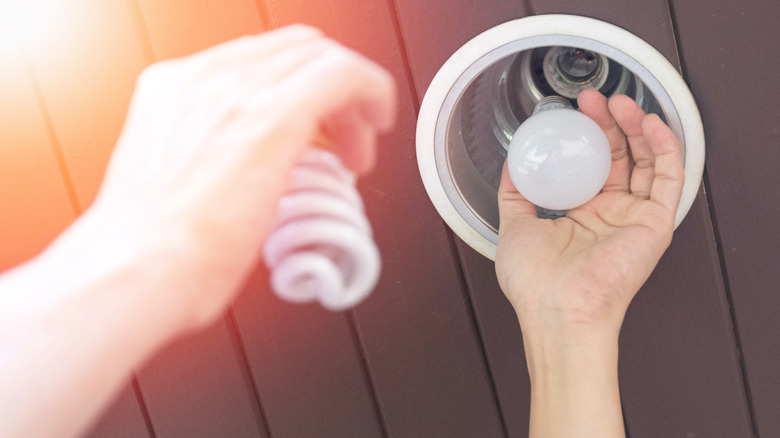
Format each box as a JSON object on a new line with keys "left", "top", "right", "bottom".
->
{"left": 1, "top": 0, "right": 74, "bottom": 56}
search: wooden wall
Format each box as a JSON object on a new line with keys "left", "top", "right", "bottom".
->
{"left": 0, "top": 0, "right": 776, "bottom": 436}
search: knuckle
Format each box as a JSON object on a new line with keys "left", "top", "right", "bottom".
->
{"left": 284, "top": 23, "right": 323, "bottom": 37}
{"left": 672, "top": 165, "right": 685, "bottom": 180}
{"left": 309, "top": 39, "right": 341, "bottom": 60}
{"left": 324, "top": 44, "right": 369, "bottom": 72}
{"left": 326, "top": 44, "right": 355, "bottom": 67}
{"left": 137, "top": 64, "right": 161, "bottom": 84}
{"left": 640, "top": 203, "right": 675, "bottom": 241}
{"left": 611, "top": 144, "right": 629, "bottom": 161}
{"left": 657, "top": 167, "right": 684, "bottom": 182}
{"left": 184, "top": 54, "right": 214, "bottom": 76}
{"left": 139, "top": 60, "right": 179, "bottom": 82}
{"left": 235, "top": 34, "right": 255, "bottom": 45}
{"left": 136, "top": 63, "right": 167, "bottom": 90}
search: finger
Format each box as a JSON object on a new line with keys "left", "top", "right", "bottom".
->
{"left": 275, "top": 45, "right": 397, "bottom": 172}
{"left": 321, "top": 106, "right": 378, "bottom": 174}
{"left": 643, "top": 114, "right": 684, "bottom": 214}
{"left": 577, "top": 88, "right": 629, "bottom": 192}
{"left": 498, "top": 161, "right": 537, "bottom": 220}
{"left": 238, "top": 39, "right": 334, "bottom": 86}
{"left": 187, "top": 25, "right": 324, "bottom": 74}
{"left": 284, "top": 45, "right": 396, "bottom": 129}
{"left": 608, "top": 94, "right": 654, "bottom": 198}
{"left": 205, "top": 39, "right": 333, "bottom": 101}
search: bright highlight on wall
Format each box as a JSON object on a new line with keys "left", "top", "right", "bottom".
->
{"left": 0, "top": 0, "right": 79, "bottom": 60}
{"left": 0, "top": 3, "right": 16, "bottom": 59}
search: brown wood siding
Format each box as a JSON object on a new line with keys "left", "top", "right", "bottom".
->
{"left": 0, "top": 5, "right": 76, "bottom": 271}
{"left": 524, "top": 2, "right": 754, "bottom": 436}
{"left": 0, "top": 0, "right": 775, "bottom": 436}
{"left": 260, "top": 0, "right": 508, "bottom": 435}
{"left": 672, "top": 0, "right": 780, "bottom": 435}
{"left": 392, "top": 2, "right": 531, "bottom": 435}
{"left": 85, "top": 385, "right": 151, "bottom": 438}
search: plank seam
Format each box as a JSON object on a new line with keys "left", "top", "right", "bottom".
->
{"left": 667, "top": 1, "right": 759, "bottom": 436}
{"left": 6, "top": 8, "right": 82, "bottom": 216}
{"left": 385, "top": 0, "right": 510, "bottom": 435}
{"left": 346, "top": 312, "right": 390, "bottom": 438}
{"left": 521, "top": 0, "right": 533, "bottom": 17}
{"left": 19, "top": 59, "right": 82, "bottom": 216}
{"left": 226, "top": 310, "right": 274, "bottom": 438}
{"left": 125, "top": 0, "right": 156, "bottom": 64}
{"left": 448, "top": 236, "right": 510, "bottom": 438}
{"left": 131, "top": 378, "right": 158, "bottom": 438}
{"left": 253, "top": 0, "right": 273, "bottom": 31}
{"left": 702, "top": 172, "right": 759, "bottom": 438}
{"left": 385, "top": 0, "right": 422, "bottom": 118}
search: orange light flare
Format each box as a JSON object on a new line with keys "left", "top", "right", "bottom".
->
{"left": 0, "top": 3, "right": 16, "bottom": 58}
{"left": 0, "top": 0, "right": 85, "bottom": 64}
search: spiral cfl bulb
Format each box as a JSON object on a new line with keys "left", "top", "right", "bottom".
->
{"left": 263, "top": 149, "right": 380, "bottom": 311}
{"left": 506, "top": 96, "right": 611, "bottom": 211}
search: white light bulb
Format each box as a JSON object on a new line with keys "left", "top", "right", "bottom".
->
{"left": 507, "top": 104, "right": 611, "bottom": 211}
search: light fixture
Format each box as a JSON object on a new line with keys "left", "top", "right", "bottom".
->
{"left": 416, "top": 14, "right": 705, "bottom": 260}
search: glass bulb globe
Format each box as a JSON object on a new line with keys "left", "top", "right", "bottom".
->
{"left": 507, "top": 107, "right": 611, "bottom": 211}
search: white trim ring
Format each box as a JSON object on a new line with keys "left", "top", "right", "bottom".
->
{"left": 416, "top": 14, "right": 705, "bottom": 260}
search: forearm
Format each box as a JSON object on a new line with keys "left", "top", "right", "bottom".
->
{"left": 0, "top": 210, "right": 194, "bottom": 438}
{"left": 522, "top": 325, "right": 624, "bottom": 438}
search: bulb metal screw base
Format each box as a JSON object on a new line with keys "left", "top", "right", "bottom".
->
{"left": 533, "top": 95, "right": 574, "bottom": 114}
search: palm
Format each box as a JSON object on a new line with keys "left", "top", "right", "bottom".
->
{"left": 495, "top": 89, "right": 684, "bottom": 327}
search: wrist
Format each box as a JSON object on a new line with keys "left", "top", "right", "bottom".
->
{"left": 0, "top": 208, "right": 202, "bottom": 438}
{"left": 522, "top": 325, "right": 619, "bottom": 380}
{"left": 512, "top": 287, "right": 627, "bottom": 348}
{"left": 521, "top": 321, "right": 624, "bottom": 437}
{"left": 32, "top": 207, "right": 202, "bottom": 343}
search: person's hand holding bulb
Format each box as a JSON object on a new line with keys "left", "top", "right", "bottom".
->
{"left": 495, "top": 88, "right": 685, "bottom": 438}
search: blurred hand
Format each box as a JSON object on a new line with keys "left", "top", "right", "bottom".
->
{"left": 495, "top": 88, "right": 684, "bottom": 338}
{"left": 78, "top": 25, "right": 396, "bottom": 329}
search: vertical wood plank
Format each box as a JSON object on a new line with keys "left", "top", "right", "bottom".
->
{"left": 671, "top": 0, "right": 780, "bottom": 434}
{"left": 262, "top": 0, "right": 507, "bottom": 435}
{"left": 618, "top": 199, "right": 752, "bottom": 436}
{"left": 131, "top": 1, "right": 277, "bottom": 437}
{"left": 527, "top": 1, "right": 754, "bottom": 435}
{"left": 391, "top": 1, "right": 530, "bottom": 436}
{"left": 2, "top": 4, "right": 151, "bottom": 437}
{"left": 0, "top": 5, "right": 75, "bottom": 271}
{"left": 136, "top": 319, "right": 266, "bottom": 437}
{"left": 233, "top": 268, "right": 385, "bottom": 437}
{"left": 16, "top": 1, "right": 267, "bottom": 436}
{"left": 393, "top": 0, "right": 524, "bottom": 104}
{"left": 11, "top": 0, "right": 147, "bottom": 209}
{"left": 138, "top": 0, "right": 263, "bottom": 60}
{"left": 137, "top": 1, "right": 385, "bottom": 436}
{"left": 84, "top": 386, "right": 151, "bottom": 438}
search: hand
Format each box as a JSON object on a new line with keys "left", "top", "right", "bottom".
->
{"left": 76, "top": 25, "right": 397, "bottom": 330}
{"left": 496, "top": 88, "right": 684, "bottom": 338}
{"left": 0, "top": 26, "right": 397, "bottom": 438}
{"left": 495, "top": 89, "right": 683, "bottom": 438}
